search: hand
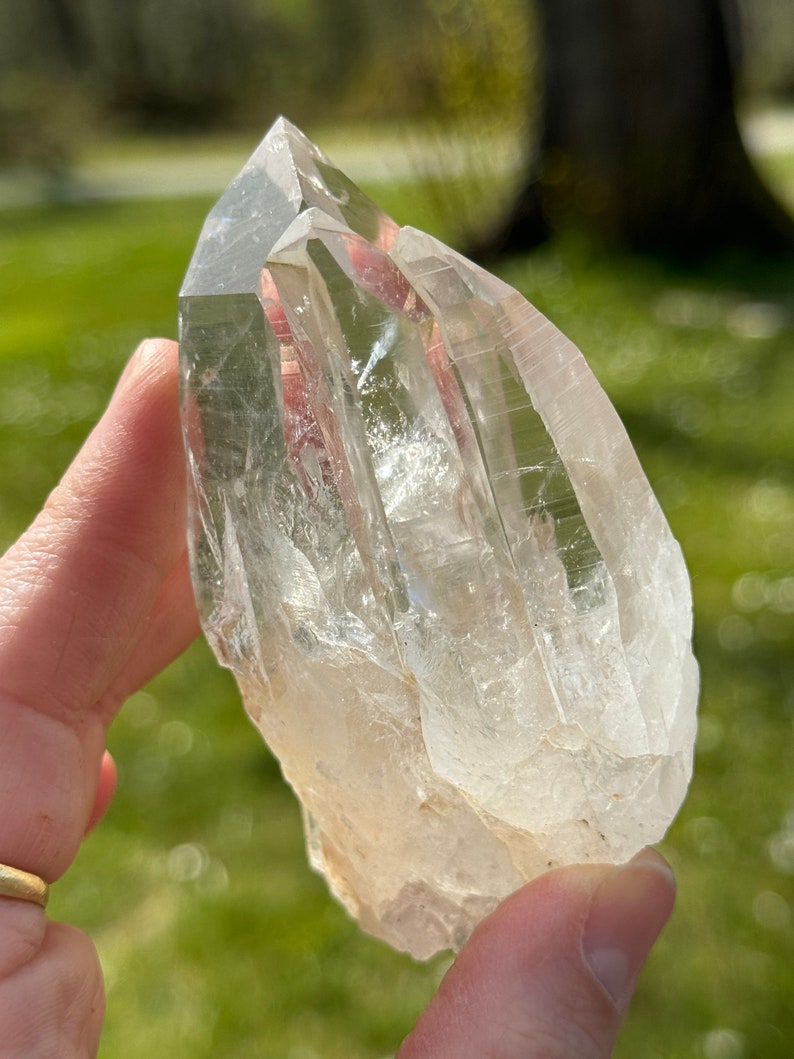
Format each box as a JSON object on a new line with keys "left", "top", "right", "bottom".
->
{"left": 0, "top": 340, "right": 675, "bottom": 1057}
{"left": 0, "top": 339, "right": 200, "bottom": 1055}
{"left": 398, "top": 847, "right": 675, "bottom": 1058}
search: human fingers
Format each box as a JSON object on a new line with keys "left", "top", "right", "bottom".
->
{"left": 85, "top": 751, "right": 118, "bottom": 835}
{"left": 95, "top": 548, "right": 199, "bottom": 723}
{"left": 0, "top": 338, "right": 196, "bottom": 1059}
{"left": 0, "top": 338, "right": 195, "bottom": 882}
{"left": 398, "top": 849, "right": 676, "bottom": 1059}
{"left": 0, "top": 919, "right": 104, "bottom": 1058}
{"left": 84, "top": 559, "right": 199, "bottom": 831}
{"left": 0, "top": 338, "right": 191, "bottom": 725}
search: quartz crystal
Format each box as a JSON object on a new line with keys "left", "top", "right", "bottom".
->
{"left": 179, "top": 118, "right": 698, "bottom": 959}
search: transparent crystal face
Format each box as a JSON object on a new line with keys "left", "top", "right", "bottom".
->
{"left": 179, "top": 118, "right": 698, "bottom": 958}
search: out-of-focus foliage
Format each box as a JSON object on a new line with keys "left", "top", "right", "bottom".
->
{"left": 0, "top": 0, "right": 314, "bottom": 163}
{"left": 359, "top": 0, "right": 537, "bottom": 249}
{"left": 346, "top": 0, "right": 535, "bottom": 124}
{"left": 1, "top": 0, "right": 792, "bottom": 170}
{"left": 0, "top": 0, "right": 535, "bottom": 165}
{"left": 739, "top": 0, "right": 794, "bottom": 100}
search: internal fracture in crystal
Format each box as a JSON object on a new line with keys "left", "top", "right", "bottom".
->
{"left": 179, "top": 118, "right": 699, "bottom": 959}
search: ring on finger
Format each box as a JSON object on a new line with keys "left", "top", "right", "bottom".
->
{"left": 0, "top": 864, "right": 49, "bottom": 909}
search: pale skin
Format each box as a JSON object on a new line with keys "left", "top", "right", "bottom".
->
{"left": 0, "top": 339, "right": 676, "bottom": 1057}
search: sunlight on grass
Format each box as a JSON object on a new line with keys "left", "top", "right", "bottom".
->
{"left": 1, "top": 176, "right": 793, "bottom": 1056}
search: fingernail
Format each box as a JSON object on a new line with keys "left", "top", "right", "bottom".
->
{"left": 581, "top": 848, "right": 676, "bottom": 1014}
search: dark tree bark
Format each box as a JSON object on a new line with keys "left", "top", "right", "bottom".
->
{"left": 482, "top": 0, "right": 794, "bottom": 258}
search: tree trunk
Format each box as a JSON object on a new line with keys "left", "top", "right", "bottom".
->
{"left": 483, "top": 0, "right": 794, "bottom": 257}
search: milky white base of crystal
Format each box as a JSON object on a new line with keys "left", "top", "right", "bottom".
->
{"left": 231, "top": 639, "right": 693, "bottom": 959}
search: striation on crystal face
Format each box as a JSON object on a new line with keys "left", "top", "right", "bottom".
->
{"left": 179, "top": 117, "right": 699, "bottom": 959}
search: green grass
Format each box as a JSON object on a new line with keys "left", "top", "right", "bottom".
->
{"left": 1, "top": 176, "right": 794, "bottom": 1057}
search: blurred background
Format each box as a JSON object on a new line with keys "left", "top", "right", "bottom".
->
{"left": 1, "top": 1, "right": 793, "bottom": 1056}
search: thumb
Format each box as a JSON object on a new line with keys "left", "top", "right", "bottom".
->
{"left": 398, "top": 848, "right": 675, "bottom": 1059}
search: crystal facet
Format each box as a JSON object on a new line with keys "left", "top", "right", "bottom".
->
{"left": 179, "top": 118, "right": 698, "bottom": 959}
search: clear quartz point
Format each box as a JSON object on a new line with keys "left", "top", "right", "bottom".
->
{"left": 179, "top": 117, "right": 698, "bottom": 959}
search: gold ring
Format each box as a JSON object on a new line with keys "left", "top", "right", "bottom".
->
{"left": 0, "top": 864, "right": 49, "bottom": 909}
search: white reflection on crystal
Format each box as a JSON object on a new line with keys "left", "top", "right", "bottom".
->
{"left": 358, "top": 316, "right": 398, "bottom": 392}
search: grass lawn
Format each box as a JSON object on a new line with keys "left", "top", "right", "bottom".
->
{"left": 1, "top": 170, "right": 793, "bottom": 1057}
